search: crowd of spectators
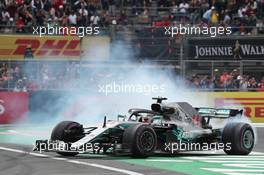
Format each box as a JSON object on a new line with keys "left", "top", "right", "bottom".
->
{"left": 1, "top": 61, "right": 263, "bottom": 92}
{"left": 0, "top": 0, "right": 263, "bottom": 34}
{"left": 0, "top": 0, "right": 111, "bottom": 33}
{"left": 0, "top": 61, "right": 81, "bottom": 91}
{"left": 0, "top": 63, "right": 27, "bottom": 91}
{"left": 153, "top": 0, "right": 264, "bottom": 35}
{"left": 187, "top": 70, "right": 264, "bottom": 91}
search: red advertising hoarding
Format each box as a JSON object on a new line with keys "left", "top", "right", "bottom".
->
{"left": 0, "top": 92, "right": 28, "bottom": 124}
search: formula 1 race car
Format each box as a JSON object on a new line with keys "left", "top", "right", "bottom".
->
{"left": 34, "top": 97, "right": 255, "bottom": 157}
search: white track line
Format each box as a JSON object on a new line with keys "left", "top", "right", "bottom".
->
{"left": 223, "top": 163, "right": 264, "bottom": 169}
{"left": 8, "top": 130, "right": 35, "bottom": 137}
{"left": 146, "top": 159, "right": 192, "bottom": 162}
{"left": 251, "top": 151, "right": 264, "bottom": 155}
{"left": 251, "top": 123, "right": 264, "bottom": 127}
{"left": 184, "top": 157, "right": 264, "bottom": 160}
{"left": 201, "top": 168, "right": 264, "bottom": 173}
{"left": 203, "top": 160, "right": 264, "bottom": 163}
{"left": 0, "top": 146, "right": 144, "bottom": 175}
{"left": 224, "top": 173, "right": 263, "bottom": 175}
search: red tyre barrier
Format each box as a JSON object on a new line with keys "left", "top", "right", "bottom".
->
{"left": 0, "top": 92, "right": 28, "bottom": 124}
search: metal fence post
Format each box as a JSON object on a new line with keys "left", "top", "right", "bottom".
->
{"left": 180, "top": 36, "right": 184, "bottom": 78}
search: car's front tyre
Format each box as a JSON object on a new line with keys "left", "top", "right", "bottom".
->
{"left": 123, "top": 124, "right": 157, "bottom": 158}
{"left": 51, "top": 121, "right": 84, "bottom": 156}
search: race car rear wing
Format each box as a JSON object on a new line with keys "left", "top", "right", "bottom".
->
{"left": 195, "top": 108, "right": 243, "bottom": 118}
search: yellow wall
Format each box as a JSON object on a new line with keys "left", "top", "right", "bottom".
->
{"left": 0, "top": 35, "right": 81, "bottom": 59}
{"left": 191, "top": 92, "right": 264, "bottom": 123}
{"left": 0, "top": 35, "right": 110, "bottom": 60}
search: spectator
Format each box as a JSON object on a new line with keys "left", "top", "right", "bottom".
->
{"left": 256, "top": 19, "right": 264, "bottom": 34}
{"left": 239, "top": 76, "right": 249, "bottom": 91}
{"left": 119, "top": 10, "right": 128, "bottom": 25}
{"left": 13, "top": 66, "right": 22, "bottom": 82}
{"left": 101, "top": 0, "right": 108, "bottom": 11}
{"left": 171, "top": 1, "right": 178, "bottom": 15}
{"left": 90, "top": 12, "right": 100, "bottom": 26}
{"left": 223, "top": 10, "right": 231, "bottom": 24}
{"left": 35, "top": 10, "right": 45, "bottom": 26}
{"left": 74, "top": 0, "right": 88, "bottom": 10}
{"left": 238, "top": 6, "right": 245, "bottom": 18}
{"left": 248, "top": 77, "right": 258, "bottom": 90}
{"left": 225, "top": 74, "right": 234, "bottom": 90}
{"left": 15, "top": 16, "right": 25, "bottom": 33}
{"left": 210, "top": 7, "right": 219, "bottom": 25}
{"left": 220, "top": 71, "right": 228, "bottom": 83}
{"left": 179, "top": 0, "right": 189, "bottom": 14}
{"left": 78, "top": 4, "right": 88, "bottom": 26}
{"left": 56, "top": 5, "right": 65, "bottom": 22}
{"left": 32, "top": 0, "right": 43, "bottom": 10}
{"left": 79, "top": 4, "right": 88, "bottom": 17}
{"left": 52, "top": 0, "right": 63, "bottom": 10}
{"left": 43, "top": 0, "right": 52, "bottom": 12}
{"left": 109, "top": 0, "right": 116, "bottom": 16}
{"left": 1, "top": 8, "right": 10, "bottom": 25}
{"left": 68, "top": 11, "right": 77, "bottom": 26}
{"left": 200, "top": 76, "right": 212, "bottom": 89}
{"left": 13, "top": 79, "right": 27, "bottom": 92}
{"left": 179, "top": 0, "right": 189, "bottom": 22}
{"left": 24, "top": 47, "right": 34, "bottom": 59}
{"left": 257, "top": 77, "right": 264, "bottom": 91}
{"left": 203, "top": 6, "right": 214, "bottom": 23}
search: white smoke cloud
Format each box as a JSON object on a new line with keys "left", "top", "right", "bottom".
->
{"left": 18, "top": 41, "right": 202, "bottom": 126}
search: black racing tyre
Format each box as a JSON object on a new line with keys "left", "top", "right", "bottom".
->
{"left": 222, "top": 122, "right": 255, "bottom": 155}
{"left": 123, "top": 124, "right": 157, "bottom": 158}
{"left": 51, "top": 121, "right": 83, "bottom": 156}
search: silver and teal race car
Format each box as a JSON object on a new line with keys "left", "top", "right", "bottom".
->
{"left": 34, "top": 97, "right": 255, "bottom": 157}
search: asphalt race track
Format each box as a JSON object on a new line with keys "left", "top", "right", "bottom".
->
{"left": 0, "top": 125, "right": 263, "bottom": 175}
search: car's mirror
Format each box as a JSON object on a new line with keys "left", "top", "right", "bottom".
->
{"left": 229, "top": 109, "right": 243, "bottom": 116}
{"left": 117, "top": 115, "right": 126, "bottom": 121}
{"left": 151, "top": 103, "right": 162, "bottom": 112}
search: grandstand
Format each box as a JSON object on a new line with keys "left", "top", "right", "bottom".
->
{"left": 0, "top": 0, "right": 263, "bottom": 92}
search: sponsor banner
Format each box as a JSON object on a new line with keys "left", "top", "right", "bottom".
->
{"left": 0, "top": 92, "right": 28, "bottom": 124}
{"left": 189, "top": 92, "right": 264, "bottom": 123}
{"left": 0, "top": 35, "right": 80, "bottom": 59}
{"left": 81, "top": 36, "right": 110, "bottom": 60}
{"left": 186, "top": 37, "right": 264, "bottom": 60}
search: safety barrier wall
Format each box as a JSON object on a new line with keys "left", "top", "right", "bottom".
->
{"left": 0, "top": 92, "right": 28, "bottom": 124}
{"left": 0, "top": 91, "right": 263, "bottom": 124}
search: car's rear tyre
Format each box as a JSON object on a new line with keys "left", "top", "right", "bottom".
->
{"left": 123, "top": 124, "right": 157, "bottom": 158}
{"left": 51, "top": 121, "right": 83, "bottom": 156}
{"left": 222, "top": 122, "right": 254, "bottom": 155}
